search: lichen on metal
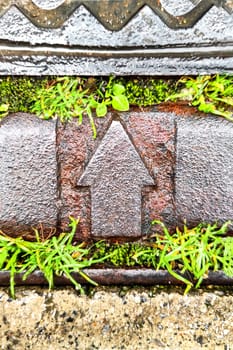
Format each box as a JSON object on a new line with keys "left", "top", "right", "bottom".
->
{"left": 0, "top": 0, "right": 231, "bottom": 30}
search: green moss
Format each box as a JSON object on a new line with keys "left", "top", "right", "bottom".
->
{"left": 0, "top": 75, "right": 233, "bottom": 132}
{"left": 90, "top": 241, "right": 159, "bottom": 268}
{"left": 167, "top": 75, "right": 233, "bottom": 121}
{"left": 114, "top": 77, "right": 175, "bottom": 106}
{"left": 0, "top": 77, "right": 47, "bottom": 115}
{"left": 30, "top": 76, "right": 129, "bottom": 138}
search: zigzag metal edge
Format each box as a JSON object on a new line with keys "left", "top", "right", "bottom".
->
{"left": 0, "top": 0, "right": 231, "bottom": 31}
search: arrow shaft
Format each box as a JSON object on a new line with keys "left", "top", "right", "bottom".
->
{"left": 90, "top": 187, "right": 142, "bottom": 237}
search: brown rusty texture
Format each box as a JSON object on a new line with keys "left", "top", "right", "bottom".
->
{"left": 0, "top": 0, "right": 231, "bottom": 30}
{"left": 126, "top": 112, "right": 176, "bottom": 234}
{"left": 125, "top": 110, "right": 176, "bottom": 235}
{"left": 58, "top": 110, "right": 176, "bottom": 240}
{"left": 57, "top": 115, "right": 112, "bottom": 240}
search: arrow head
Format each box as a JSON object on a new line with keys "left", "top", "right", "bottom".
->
{"left": 78, "top": 120, "right": 154, "bottom": 187}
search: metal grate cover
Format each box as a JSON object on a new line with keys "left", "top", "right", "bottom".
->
{"left": 0, "top": 0, "right": 232, "bottom": 75}
{"left": 0, "top": 0, "right": 233, "bottom": 30}
{"left": 0, "top": 0, "right": 232, "bottom": 30}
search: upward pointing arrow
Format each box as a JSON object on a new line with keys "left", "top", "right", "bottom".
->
{"left": 78, "top": 121, "right": 154, "bottom": 237}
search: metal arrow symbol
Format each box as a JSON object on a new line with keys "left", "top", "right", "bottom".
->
{"left": 78, "top": 120, "right": 154, "bottom": 237}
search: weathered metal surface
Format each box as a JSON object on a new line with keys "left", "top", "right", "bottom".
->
{"left": 0, "top": 270, "right": 232, "bottom": 287}
{"left": 175, "top": 115, "right": 233, "bottom": 227}
{"left": 0, "top": 113, "right": 58, "bottom": 236}
{"left": 0, "top": 0, "right": 231, "bottom": 30}
{"left": 57, "top": 115, "right": 111, "bottom": 240}
{"left": 78, "top": 120, "right": 154, "bottom": 238}
{"left": 0, "top": 1, "right": 232, "bottom": 74}
{"left": 1, "top": 110, "right": 233, "bottom": 239}
{"left": 2, "top": 55, "right": 233, "bottom": 76}
{"left": 0, "top": 2, "right": 232, "bottom": 47}
{"left": 1, "top": 110, "right": 233, "bottom": 238}
{"left": 58, "top": 111, "right": 175, "bottom": 239}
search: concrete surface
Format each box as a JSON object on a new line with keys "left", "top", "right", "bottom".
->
{"left": 0, "top": 285, "right": 232, "bottom": 349}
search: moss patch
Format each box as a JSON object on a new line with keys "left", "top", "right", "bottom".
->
{"left": 0, "top": 75, "right": 233, "bottom": 136}
{"left": 0, "top": 77, "right": 47, "bottom": 115}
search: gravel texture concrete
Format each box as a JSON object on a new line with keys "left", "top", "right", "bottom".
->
{"left": 0, "top": 286, "right": 232, "bottom": 349}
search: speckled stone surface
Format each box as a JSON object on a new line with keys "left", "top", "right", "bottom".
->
{"left": 0, "top": 113, "right": 58, "bottom": 236}
{"left": 0, "top": 286, "right": 232, "bottom": 349}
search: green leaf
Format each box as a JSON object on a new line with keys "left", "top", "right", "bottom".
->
{"left": 112, "top": 95, "right": 129, "bottom": 111}
{"left": 112, "top": 83, "right": 125, "bottom": 96}
{"left": 0, "top": 103, "right": 9, "bottom": 118}
{"left": 96, "top": 102, "right": 107, "bottom": 117}
{"left": 0, "top": 103, "right": 9, "bottom": 112}
{"left": 215, "top": 96, "right": 233, "bottom": 106}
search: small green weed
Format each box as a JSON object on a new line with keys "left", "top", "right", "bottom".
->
{"left": 1, "top": 75, "right": 233, "bottom": 135}
{"left": 167, "top": 75, "right": 233, "bottom": 121}
{"left": 89, "top": 220, "right": 233, "bottom": 294}
{"left": 216, "top": 236, "right": 233, "bottom": 277}
{"left": 31, "top": 76, "right": 129, "bottom": 138}
{"left": 151, "top": 220, "right": 233, "bottom": 294}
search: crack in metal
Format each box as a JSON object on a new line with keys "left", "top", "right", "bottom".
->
{"left": 0, "top": 0, "right": 231, "bottom": 31}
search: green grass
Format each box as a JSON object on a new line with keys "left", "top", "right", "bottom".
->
{"left": 0, "top": 218, "right": 111, "bottom": 298}
{"left": 90, "top": 220, "right": 233, "bottom": 294}
{"left": 0, "top": 75, "right": 233, "bottom": 137}
{"left": 1, "top": 218, "right": 233, "bottom": 297}
{"left": 167, "top": 75, "right": 233, "bottom": 121}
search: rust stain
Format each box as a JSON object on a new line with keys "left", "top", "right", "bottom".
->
{"left": 157, "top": 101, "right": 202, "bottom": 117}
